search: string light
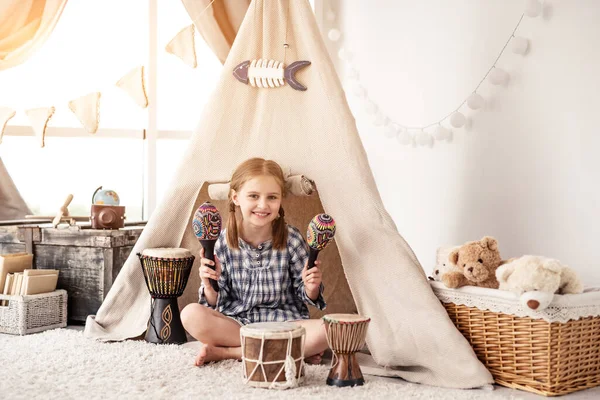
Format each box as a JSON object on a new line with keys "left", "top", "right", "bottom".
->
{"left": 326, "top": 0, "right": 543, "bottom": 147}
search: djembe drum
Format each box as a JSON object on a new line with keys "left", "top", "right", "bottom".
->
{"left": 323, "top": 314, "right": 371, "bottom": 387}
{"left": 240, "top": 322, "right": 306, "bottom": 390}
{"left": 138, "top": 248, "right": 194, "bottom": 345}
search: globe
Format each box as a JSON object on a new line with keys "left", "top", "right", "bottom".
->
{"left": 93, "top": 189, "right": 120, "bottom": 206}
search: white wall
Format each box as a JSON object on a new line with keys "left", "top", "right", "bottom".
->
{"left": 327, "top": 0, "right": 600, "bottom": 285}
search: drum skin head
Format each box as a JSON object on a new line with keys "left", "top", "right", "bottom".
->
{"left": 323, "top": 313, "right": 370, "bottom": 324}
{"left": 141, "top": 248, "right": 192, "bottom": 258}
{"left": 241, "top": 322, "right": 305, "bottom": 339}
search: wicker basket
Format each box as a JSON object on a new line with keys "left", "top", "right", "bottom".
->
{"left": 0, "top": 290, "right": 67, "bottom": 335}
{"left": 431, "top": 282, "right": 600, "bottom": 397}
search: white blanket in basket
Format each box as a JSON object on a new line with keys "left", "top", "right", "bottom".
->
{"left": 430, "top": 281, "right": 600, "bottom": 323}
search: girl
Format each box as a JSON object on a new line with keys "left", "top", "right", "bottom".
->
{"left": 181, "top": 158, "right": 329, "bottom": 366}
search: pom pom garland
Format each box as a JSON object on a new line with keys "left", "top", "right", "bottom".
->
{"left": 488, "top": 68, "right": 509, "bottom": 85}
{"left": 365, "top": 100, "right": 378, "bottom": 115}
{"left": 450, "top": 112, "right": 466, "bottom": 128}
{"left": 373, "top": 113, "right": 389, "bottom": 127}
{"left": 384, "top": 124, "right": 399, "bottom": 139}
{"left": 416, "top": 130, "right": 434, "bottom": 147}
{"left": 397, "top": 130, "right": 413, "bottom": 146}
{"left": 525, "top": 0, "right": 542, "bottom": 18}
{"left": 328, "top": 28, "right": 342, "bottom": 42}
{"left": 433, "top": 126, "right": 451, "bottom": 141}
{"left": 328, "top": 2, "right": 537, "bottom": 148}
{"left": 511, "top": 36, "right": 529, "bottom": 55}
{"left": 467, "top": 93, "right": 485, "bottom": 110}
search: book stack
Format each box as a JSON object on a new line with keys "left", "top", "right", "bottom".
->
{"left": 1, "top": 253, "right": 59, "bottom": 305}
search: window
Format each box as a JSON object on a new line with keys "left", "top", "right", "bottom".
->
{"left": 0, "top": 136, "right": 144, "bottom": 219}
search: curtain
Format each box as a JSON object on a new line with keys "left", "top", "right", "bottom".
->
{"left": 181, "top": 0, "right": 250, "bottom": 64}
{"left": 0, "top": 0, "right": 68, "bottom": 71}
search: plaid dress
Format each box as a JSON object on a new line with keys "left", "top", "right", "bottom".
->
{"left": 198, "top": 225, "right": 326, "bottom": 325}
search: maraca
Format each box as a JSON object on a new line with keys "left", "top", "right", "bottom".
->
{"left": 192, "top": 201, "right": 222, "bottom": 292}
{"left": 306, "top": 214, "right": 336, "bottom": 269}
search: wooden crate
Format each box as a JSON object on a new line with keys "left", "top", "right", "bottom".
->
{"left": 0, "top": 223, "right": 144, "bottom": 323}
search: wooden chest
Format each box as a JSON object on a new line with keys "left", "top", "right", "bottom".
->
{"left": 0, "top": 223, "right": 144, "bottom": 323}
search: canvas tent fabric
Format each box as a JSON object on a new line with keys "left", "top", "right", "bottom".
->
{"left": 84, "top": 0, "right": 493, "bottom": 388}
{"left": 180, "top": 0, "right": 250, "bottom": 65}
{"left": 0, "top": 158, "right": 31, "bottom": 220}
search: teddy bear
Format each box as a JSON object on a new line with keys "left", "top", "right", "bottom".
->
{"left": 441, "top": 236, "right": 503, "bottom": 289}
{"left": 429, "top": 245, "right": 461, "bottom": 281}
{"left": 495, "top": 255, "right": 584, "bottom": 310}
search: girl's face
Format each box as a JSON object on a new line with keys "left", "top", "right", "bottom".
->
{"left": 232, "top": 175, "right": 282, "bottom": 229}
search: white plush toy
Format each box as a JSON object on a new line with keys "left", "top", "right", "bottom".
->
{"left": 495, "top": 255, "right": 584, "bottom": 311}
{"left": 429, "top": 246, "right": 461, "bottom": 281}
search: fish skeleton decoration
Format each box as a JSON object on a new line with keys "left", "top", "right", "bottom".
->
{"left": 233, "top": 59, "right": 311, "bottom": 91}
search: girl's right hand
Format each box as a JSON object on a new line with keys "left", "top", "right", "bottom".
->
{"left": 199, "top": 247, "right": 221, "bottom": 290}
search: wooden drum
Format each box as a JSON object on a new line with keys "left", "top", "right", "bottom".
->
{"left": 137, "top": 248, "right": 194, "bottom": 345}
{"left": 240, "top": 322, "right": 306, "bottom": 389}
{"left": 323, "top": 313, "right": 371, "bottom": 387}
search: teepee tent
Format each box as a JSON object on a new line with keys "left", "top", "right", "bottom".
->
{"left": 0, "top": 157, "right": 31, "bottom": 220}
{"left": 84, "top": 0, "right": 492, "bottom": 388}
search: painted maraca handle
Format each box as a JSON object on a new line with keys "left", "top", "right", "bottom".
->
{"left": 307, "top": 247, "right": 320, "bottom": 270}
{"left": 200, "top": 239, "right": 219, "bottom": 292}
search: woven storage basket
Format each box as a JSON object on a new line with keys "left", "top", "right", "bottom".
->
{"left": 0, "top": 290, "right": 67, "bottom": 335}
{"left": 431, "top": 282, "right": 600, "bottom": 397}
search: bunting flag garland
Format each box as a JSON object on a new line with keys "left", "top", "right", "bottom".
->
{"left": 25, "top": 107, "right": 55, "bottom": 148}
{"left": 0, "top": 107, "right": 16, "bottom": 145}
{"left": 165, "top": 24, "right": 197, "bottom": 68}
{"left": 68, "top": 92, "right": 101, "bottom": 134}
{"left": 1, "top": 62, "right": 148, "bottom": 147}
{"left": 116, "top": 66, "right": 148, "bottom": 109}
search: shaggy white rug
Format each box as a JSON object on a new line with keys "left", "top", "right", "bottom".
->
{"left": 0, "top": 329, "right": 523, "bottom": 400}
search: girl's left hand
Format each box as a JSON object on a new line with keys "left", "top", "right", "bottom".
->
{"left": 302, "top": 260, "right": 323, "bottom": 300}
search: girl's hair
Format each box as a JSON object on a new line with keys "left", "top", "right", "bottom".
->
{"left": 227, "top": 158, "right": 288, "bottom": 250}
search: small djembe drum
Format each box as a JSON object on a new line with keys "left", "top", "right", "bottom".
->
{"left": 323, "top": 314, "right": 371, "bottom": 387}
{"left": 138, "top": 248, "right": 194, "bottom": 345}
{"left": 240, "top": 322, "right": 306, "bottom": 390}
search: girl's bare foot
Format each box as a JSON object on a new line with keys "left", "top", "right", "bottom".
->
{"left": 195, "top": 343, "right": 223, "bottom": 366}
{"left": 305, "top": 351, "right": 324, "bottom": 365}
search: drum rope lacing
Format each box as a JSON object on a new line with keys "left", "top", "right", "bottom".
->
{"left": 324, "top": 318, "right": 371, "bottom": 370}
{"left": 241, "top": 330, "right": 306, "bottom": 390}
{"left": 324, "top": 321, "right": 340, "bottom": 369}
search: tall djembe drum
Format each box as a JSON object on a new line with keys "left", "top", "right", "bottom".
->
{"left": 323, "top": 314, "right": 371, "bottom": 387}
{"left": 138, "top": 248, "right": 194, "bottom": 344}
